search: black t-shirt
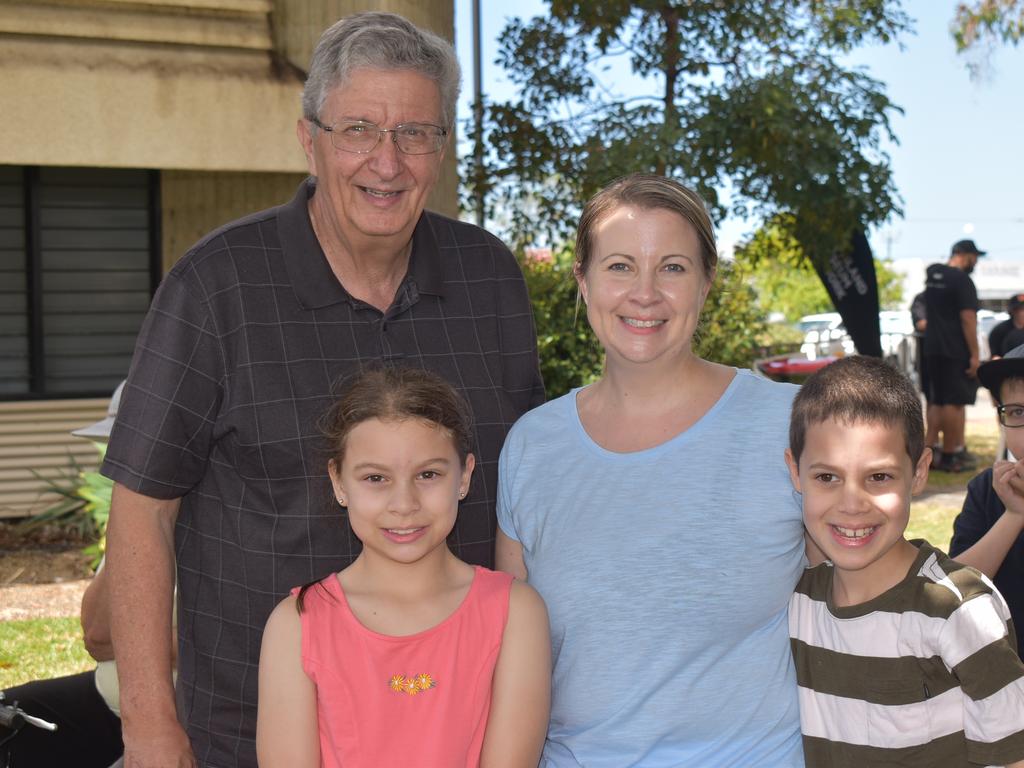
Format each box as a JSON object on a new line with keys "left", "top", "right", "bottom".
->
{"left": 923, "top": 263, "right": 979, "bottom": 359}
{"left": 990, "top": 319, "right": 1024, "bottom": 358}
{"left": 910, "top": 291, "right": 927, "bottom": 337}
{"left": 950, "top": 468, "right": 1024, "bottom": 659}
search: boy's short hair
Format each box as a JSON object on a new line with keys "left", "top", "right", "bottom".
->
{"left": 789, "top": 355, "right": 924, "bottom": 466}
{"left": 978, "top": 342, "right": 1024, "bottom": 402}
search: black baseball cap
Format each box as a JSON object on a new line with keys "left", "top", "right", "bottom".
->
{"left": 951, "top": 239, "right": 987, "bottom": 256}
{"left": 978, "top": 343, "right": 1024, "bottom": 398}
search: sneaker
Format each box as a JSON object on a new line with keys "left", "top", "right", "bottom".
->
{"left": 938, "top": 452, "right": 969, "bottom": 473}
{"left": 952, "top": 448, "right": 978, "bottom": 469}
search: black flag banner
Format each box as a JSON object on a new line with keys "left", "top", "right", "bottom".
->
{"left": 813, "top": 230, "right": 882, "bottom": 358}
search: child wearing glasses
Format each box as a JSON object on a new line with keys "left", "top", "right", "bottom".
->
{"left": 950, "top": 341, "right": 1024, "bottom": 659}
{"left": 786, "top": 356, "right": 1024, "bottom": 767}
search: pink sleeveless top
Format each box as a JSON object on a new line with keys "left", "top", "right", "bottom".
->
{"left": 296, "top": 566, "right": 513, "bottom": 768}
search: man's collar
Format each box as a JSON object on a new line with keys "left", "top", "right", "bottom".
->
{"left": 408, "top": 212, "right": 444, "bottom": 297}
{"left": 280, "top": 178, "right": 445, "bottom": 310}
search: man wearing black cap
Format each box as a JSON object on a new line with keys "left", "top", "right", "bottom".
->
{"left": 989, "top": 293, "right": 1024, "bottom": 359}
{"left": 922, "top": 239, "right": 985, "bottom": 472}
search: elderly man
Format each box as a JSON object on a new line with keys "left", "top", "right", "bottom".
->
{"left": 102, "top": 13, "right": 544, "bottom": 768}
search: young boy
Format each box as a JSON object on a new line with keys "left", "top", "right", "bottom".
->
{"left": 786, "top": 355, "right": 1024, "bottom": 768}
{"left": 949, "top": 342, "right": 1024, "bottom": 659}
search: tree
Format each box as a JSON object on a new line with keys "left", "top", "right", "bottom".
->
{"left": 953, "top": 0, "right": 1024, "bottom": 52}
{"left": 464, "top": 1, "right": 909, "bottom": 265}
{"left": 518, "top": 251, "right": 603, "bottom": 398}
{"left": 735, "top": 220, "right": 903, "bottom": 322}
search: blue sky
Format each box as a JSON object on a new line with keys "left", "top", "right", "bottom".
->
{"left": 453, "top": 1, "right": 1024, "bottom": 266}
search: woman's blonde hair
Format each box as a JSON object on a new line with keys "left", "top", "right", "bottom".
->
{"left": 574, "top": 174, "right": 717, "bottom": 280}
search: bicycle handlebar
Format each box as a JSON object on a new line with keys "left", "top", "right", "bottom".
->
{"left": 0, "top": 693, "right": 57, "bottom": 733}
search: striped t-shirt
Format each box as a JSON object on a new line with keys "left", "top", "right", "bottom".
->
{"left": 789, "top": 540, "right": 1024, "bottom": 767}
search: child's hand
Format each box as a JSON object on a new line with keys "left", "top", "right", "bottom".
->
{"left": 993, "top": 459, "right": 1024, "bottom": 517}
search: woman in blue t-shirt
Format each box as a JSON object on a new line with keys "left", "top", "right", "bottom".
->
{"left": 496, "top": 174, "right": 807, "bottom": 767}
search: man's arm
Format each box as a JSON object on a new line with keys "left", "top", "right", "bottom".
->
{"left": 81, "top": 560, "right": 113, "bottom": 662}
{"left": 960, "top": 308, "right": 979, "bottom": 376}
{"left": 106, "top": 483, "right": 193, "bottom": 768}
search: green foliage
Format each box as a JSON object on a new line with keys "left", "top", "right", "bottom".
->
{"left": 735, "top": 219, "right": 903, "bottom": 322}
{"left": 520, "top": 253, "right": 603, "bottom": 398}
{"left": 694, "top": 260, "right": 771, "bottom": 368}
{"left": 953, "top": 0, "right": 1024, "bottom": 52}
{"left": 25, "top": 443, "right": 112, "bottom": 569}
{"left": 0, "top": 617, "right": 92, "bottom": 689}
{"left": 463, "top": 0, "right": 908, "bottom": 264}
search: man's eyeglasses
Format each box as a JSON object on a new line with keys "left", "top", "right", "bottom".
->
{"left": 310, "top": 118, "right": 448, "bottom": 155}
{"left": 997, "top": 403, "right": 1024, "bottom": 428}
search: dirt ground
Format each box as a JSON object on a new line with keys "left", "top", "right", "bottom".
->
{"left": 0, "top": 521, "right": 94, "bottom": 585}
{"left": 0, "top": 521, "right": 94, "bottom": 620}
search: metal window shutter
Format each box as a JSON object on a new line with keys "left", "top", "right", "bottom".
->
{"left": 38, "top": 167, "right": 151, "bottom": 394}
{"left": 0, "top": 167, "right": 28, "bottom": 396}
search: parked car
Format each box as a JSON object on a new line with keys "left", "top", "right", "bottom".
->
{"left": 798, "top": 310, "right": 914, "bottom": 363}
{"left": 799, "top": 309, "right": 1007, "bottom": 388}
{"left": 978, "top": 310, "right": 1010, "bottom": 360}
{"left": 798, "top": 312, "right": 852, "bottom": 360}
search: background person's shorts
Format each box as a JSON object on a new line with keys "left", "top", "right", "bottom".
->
{"left": 924, "top": 355, "right": 979, "bottom": 406}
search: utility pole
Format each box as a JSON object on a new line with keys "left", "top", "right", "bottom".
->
{"left": 472, "top": 0, "right": 484, "bottom": 227}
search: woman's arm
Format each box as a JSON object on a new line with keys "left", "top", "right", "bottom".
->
{"left": 480, "top": 580, "right": 551, "bottom": 768}
{"left": 256, "top": 596, "right": 320, "bottom": 768}
{"left": 495, "top": 529, "right": 528, "bottom": 580}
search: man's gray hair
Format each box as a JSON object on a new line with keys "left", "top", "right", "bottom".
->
{"left": 302, "top": 12, "right": 461, "bottom": 128}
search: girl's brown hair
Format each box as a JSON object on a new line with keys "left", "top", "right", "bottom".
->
{"left": 321, "top": 365, "right": 474, "bottom": 469}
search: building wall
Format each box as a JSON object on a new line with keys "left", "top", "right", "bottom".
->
{"left": 1, "top": 0, "right": 458, "bottom": 220}
{"left": 0, "top": 398, "right": 107, "bottom": 518}
{"left": 161, "top": 171, "right": 307, "bottom": 270}
{"left": 0, "top": 1, "right": 307, "bottom": 174}
{"left": 0, "top": 0, "right": 458, "bottom": 517}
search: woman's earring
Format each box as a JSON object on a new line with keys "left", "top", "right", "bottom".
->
{"left": 337, "top": 497, "right": 346, "bottom": 507}
{"left": 459, "top": 490, "right": 467, "bottom": 499}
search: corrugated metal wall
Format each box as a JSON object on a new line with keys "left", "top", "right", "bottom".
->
{"left": 0, "top": 398, "right": 107, "bottom": 518}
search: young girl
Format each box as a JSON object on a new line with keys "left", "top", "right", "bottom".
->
{"left": 256, "top": 367, "right": 551, "bottom": 768}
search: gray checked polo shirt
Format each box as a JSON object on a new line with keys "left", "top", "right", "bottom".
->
{"left": 102, "top": 179, "right": 545, "bottom": 767}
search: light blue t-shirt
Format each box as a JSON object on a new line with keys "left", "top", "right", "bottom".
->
{"left": 498, "top": 369, "right": 805, "bottom": 767}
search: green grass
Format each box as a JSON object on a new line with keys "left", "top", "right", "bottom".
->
{"left": 0, "top": 617, "right": 92, "bottom": 689}
{"left": 907, "top": 498, "right": 960, "bottom": 551}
